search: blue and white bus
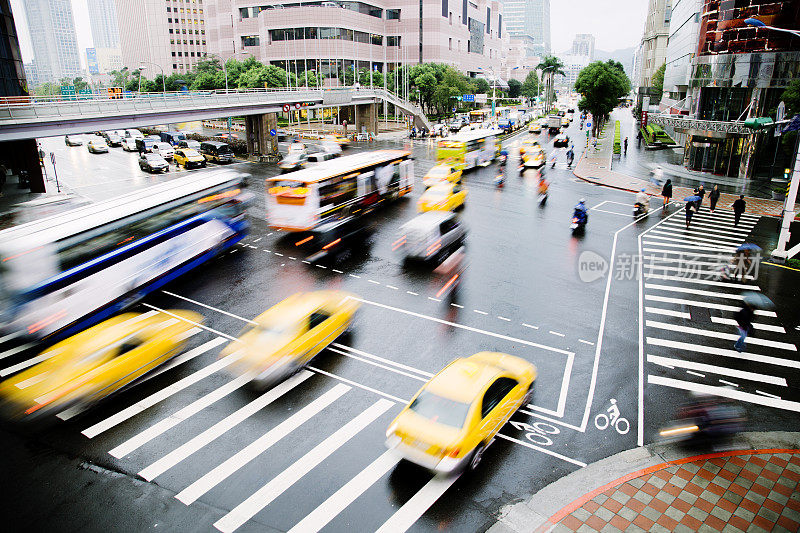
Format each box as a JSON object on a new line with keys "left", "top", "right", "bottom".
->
{"left": 0, "top": 170, "right": 250, "bottom": 340}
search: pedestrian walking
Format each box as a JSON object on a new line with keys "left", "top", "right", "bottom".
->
{"left": 709, "top": 185, "right": 720, "bottom": 213}
{"left": 651, "top": 165, "right": 664, "bottom": 186}
{"left": 624, "top": 137, "right": 628, "bottom": 155}
{"left": 685, "top": 201, "right": 696, "bottom": 229}
{"left": 661, "top": 178, "right": 673, "bottom": 206}
{"left": 733, "top": 302, "right": 755, "bottom": 353}
{"left": 693, "top": 185, "right": 706, "bottom": 211}
{"left": 637, "top": 130, "right": 642, "bottom": 148}
{"left": 733, "top": 195, "right": 746, "bottom": 226}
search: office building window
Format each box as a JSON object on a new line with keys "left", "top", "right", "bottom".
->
{"left": 172, "top": 51, "right": 176, "bottom": 56}
{"left": 449, "top": 38, "right": 452, "bottom": 50}
{"left": 173, "top": 63, "right": 178, "bottom": 69}
{"left": 387, "top": 36, "right": 401, "bottom": 46}
{"left": 441, "top": 0, "right": 447, "bottom": 18}
{"left": 387, "top": 9, "right": 400, "bottom": 20}
{"left": 498, "top": 14, "right": 501, "bottom": 37}
{"left": 169, "top": 28, "right": 173, "bottom": 33}
{"left": 167, "top": 6, "right": 171, "bottom": 12}
{"left": 462, "top": 0, "right": 467, "bottom": 25}
{"left": 486, "top": 7, "right": 490, "bottom": 34}
{"left": 242, "top": 35, "right": 260, "bottom": 47}
{"left": 177, "top": 51, "right": 182, "bottom": 56}
{"left": 168, "top": 17, "right": 172, "bottom": 22}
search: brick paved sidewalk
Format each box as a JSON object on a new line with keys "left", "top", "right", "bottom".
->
{"left": 541, "top": 449, "right": 800, "bottom": 533}
{"left": 572, "top": 122, "right": 788, "bottom": 218}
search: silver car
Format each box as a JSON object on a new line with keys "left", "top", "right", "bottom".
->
{"left": 395, "top": 212, "right": 466, "bottom": 263}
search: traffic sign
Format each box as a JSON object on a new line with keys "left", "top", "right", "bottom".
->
{"left": 294, "top": 103, "right": 301, "bottom": 110}
{"left": 269, "top": 129, "right": 277, "bottom": 137}
{"left": 463, "top": 94, "right": 475, "bottom": 103}
{"left": 282, "top": 104, "right": 290, "bottom": 112}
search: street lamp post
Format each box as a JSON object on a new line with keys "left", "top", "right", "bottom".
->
{"left": 139, "top": 61, "right": 166, "bottom": 102}
{"left": 744, "top": 18, "right": 800, "bottom": 261}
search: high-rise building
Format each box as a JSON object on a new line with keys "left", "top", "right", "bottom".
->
{"left": 21, "top": 0, "right": 82, "bottom": 85}
{"left": 661, "top": 0, "right": 700, "bottom": 108}
{"left": 115, "top": 0, "right": 208, "bottom": 75}
{"left": 634, "top": 0, "right": 671, "bottom": 100}
{"left": 87, "top": 0, "right": 120, "bottom": 49}
{"left": 207, "top": 0, "right": 508, "bottom": 86}
{"left": 498, "top": 0, "right": 549, "bottom": 57}
{"left": 571, "top": 34, "right": 595, "bottom": 60}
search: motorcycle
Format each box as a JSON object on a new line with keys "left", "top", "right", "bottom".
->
{"left": 570, "top": 208, "right": 588, "bottom": 233}
{"left": 633, "top": 202, "right": 649, "bottom": 217}
{"left": 498, "top": 153, "right": 508, "bottom": 167}
{"left": 659, "top": 395, "right": 746, "bottom": 444}
{"left": 409, "top": 129, "right": 417, "bottom": 139}
{"left": 494, "top": 173, "right": 505, "bottom": 188}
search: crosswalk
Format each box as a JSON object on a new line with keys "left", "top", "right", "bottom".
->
{"left": 0, "top": 306, "right": 474, "bottom": 533}
{"left": 641, "top": 207, "right": 800, "bottom": 412}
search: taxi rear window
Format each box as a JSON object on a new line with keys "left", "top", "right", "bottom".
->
{"left": 409, "top": 391, "right": 470, "bottom": 428}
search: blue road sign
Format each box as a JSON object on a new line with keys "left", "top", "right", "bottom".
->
{"left": 463, "top": 94, "right": 475, "bottom": 103}
{"left": 270, "top": 129, "right": 277, "bottom": 136}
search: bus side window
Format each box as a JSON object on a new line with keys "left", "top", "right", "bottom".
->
{"left": 390, "top": 163, "right": 400, "bottom": 185}
{"left": 358, "top": 171, "right": 375, "bottom": 196}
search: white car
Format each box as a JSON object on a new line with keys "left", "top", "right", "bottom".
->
{"left": 124, "top": 128, "right": 144, "bottom": 140}
{"left": 319, "top": 140, "right": 342, "bottom": 156}
{"left": 152, "top": 142, "right": 175, "bottom": 160}
{"left": 121, "top": 138, "right": 138, "bottom": 152}
{"left": 87, "top": 139, "right": 109, "bottom": 153}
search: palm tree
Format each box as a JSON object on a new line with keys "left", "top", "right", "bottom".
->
{"left": 536, "top": 56, "right": 566, "bottom": 113}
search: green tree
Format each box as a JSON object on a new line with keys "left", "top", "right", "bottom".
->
{"left": 35, "top": 82, "right": 60, "bottom": 96}
{"left": 780, "top": 79, "right": 800, "bottom": 116}
{"left": 606, "top": 60, "right": 627, "bottom": 75}
{"left": 521, "top": 71, "right": 540, "bottom": 100}
{"left": 72, "top": 77, "right": 90, "bottom": 92}
{"left": 574, "top": 60, "right": 631, "bottom": 136}
{"left": 238, "top": 65, "right": 289, "bottom": 88}
{"left": 473, "top": 77, "right": 491, "bottom": 94}
{"left": 535, "top": 56, "right": 565, "bottom": 112}
{"left": 507, "top": 79, "right": 522, "bottom": 99}
{"left": 652, "top": 62, "right": 666, "bottom": 98}
{"left": 108, "top": 67, "right": 130, "bottom": 88}
{"left": 190, "top": 71, "right": 222, "bottom": 90}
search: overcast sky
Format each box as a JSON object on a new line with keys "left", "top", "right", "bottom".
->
{"left": 11, "top": 0, "right": 648, "bottom": 68}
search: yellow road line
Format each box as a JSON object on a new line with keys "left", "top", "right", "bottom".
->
{"left": 763, "top": 261, "right": 800, "bottom": 272}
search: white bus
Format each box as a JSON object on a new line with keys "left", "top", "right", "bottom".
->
{"left": 436, "top": 129, "right": 500, "bottom": 170}
{"left": 0, "top": 170, "right": 250, "bottom": 340}
{"left": 265, "top": 149, "right": 413, "bottom": 231}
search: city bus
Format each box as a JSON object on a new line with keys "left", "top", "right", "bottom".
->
{"left": 0, "top": 170, "right": 250, "bottom": 340}
{"left": 265, "top": 149, "right": 413, "bottom": 231}
{"left": 436, "top": 129, "right": 500, "bottom": 170}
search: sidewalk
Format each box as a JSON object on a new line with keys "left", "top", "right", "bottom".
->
{"left": 489, "top": 432, "right": 800, "bottom": 533}
{"left": 573, "top": 111, "right": 786, "bottom": 217}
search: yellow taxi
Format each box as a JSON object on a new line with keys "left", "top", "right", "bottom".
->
{"left": 423, "top": 163, "right": 462, "bottom": 188}
{"left": 417, "top": 182, "right": 467, "bottom": 212}
{"left": 522, "top": 145, "right": 546, "bottom": 168}
{"left": 561, "top": 116, "right": 570, "bottom": 127}
{"left": 529, "top": 122, "right": 542, "bottom": 134}
{"left": 220, "top": 290, "right": 360, "bottom": 388}
{"left": 0, "top": 311, "right": 202, "bottom": 420}
{"left": 385, "top": 352, "right": 536, "bottom": 474}
{"left": 324, "top": 134, "right": 351, "bottom": 148}
{"left": 519, "top": 138, "right": 541, "bottom": 155}
{"left": 174, "top": 148, "right": 207, "bottom": 169}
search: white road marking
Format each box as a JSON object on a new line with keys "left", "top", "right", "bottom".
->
{"left": 648, "top": 229, "right": 743, "bottom": 245}
{"left": 756, "top": 390, "right": 781, "bottom": 399}
{"left": 719, "top": 379, "right": 739, "bottom": 387}
{"left": 643, "top": 235, "right": 737, "bottom": 251}
{"left": 686, "top": 370, "right": 706, "bottom": 378}
{"left": 648, "top": 375, "right": 800, "bottom": 412}
{"left": 710, "top": 316, "right": 785, "bottom": 333}
{"left": 643, "top": 250, "right": 734, "bottom": 260}
{"left": 327, "top": 346, "right": 428, "bottom": 382}
{"left": 368, "top": 279, "right": 380, "bottom": 284}
{"left": 659, "top": 221, "right": 751, "bottom": 237}
{"left": 374, "top": 474, "right": 460, "bottom": 533}
{"left": 645, "top": 295, "right": 775, "bottom": 316}
{"left": 331, "top": 343, "right": 434, "bottom": 379}
{"left": 451, "top": 303, "right": 463, "bottom": 308}
{"left": 163, "top": 291, "right": 257, "bottom": 324}
{"left": 288, "top": 450, "right": 401, "bottom": 533}
{"left": 303, "top": 260, "right": 311, "bottom": 264}
{"left": 274, "top": 252, "right": 283, "bottom": 256}
{"left": 0, "top": 342, "right": 39, "bottom": 362}
{"left": 644, "top": 284, "right": 744, "bottom": 301}
{"left": 644, "top": 274, "right": 760, "bottom": 289}
{"left": 646, "top": 320, "right": 797, "bottom": 351}
{"left": 645, "top": 307, "right": 691, "bottom": 319}
{"left": 108, "top": 372, "right": 254, "bottom": 458}
{"left": 349, "top": 274, "right": 361, "bottom": 278}
{"left": 522, "top": 323, "right": 539, "bottom": 329}
{"left": 214, "top": 399, "right": 394, "bottom": 533}
{"left": 143, "top": 304, "right": 237, "bottom": 340}
{"left": 428, "top": 297, "right": 441, "bottom": 302}
{"left": 647, "top": 337, "right": 800, "bottom": 369}
{"left": 288, "top": 256, "right": 297, "bottom": 260}
{"left": 590, "top": 208, "right": 631, "bottom": 217}
{"left": 252, "top": 237, "right": 262, "bottom": 243}
{"left": 498, "top": 316, "right": 511, "bottom": 322}
{"left": 386, "top": 285, "right": 399, "bottom": 290}
{"left": 474, "top": 309, "right": 488, "bottom": 315}
{"left": 406, "top": 291, "right": 418, "bottom": 295}
{"left": 549, "top": 331, "right": 565, "bottom": 337}
{"left": 138, "top": 371, "right": 313, "bottom": 481}
{"left": 578, "top": 339, "right": 594, "bottom": 346}
{"left": 176, "top": 384, "right": 350, "bottom": 506}
{"left": 316, "top": 264, "right": 327, "bottom": 269}
{"left": 332, "top": 269, "right": 343, "bottom": 274}
{"left": 642, "top": 240, "right": 736, "bottom": 253}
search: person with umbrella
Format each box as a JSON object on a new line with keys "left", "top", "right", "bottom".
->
{"left": 734, "top": 292, "right": 775, "bottom": 353}
{"left": 684, "top": 195, "right": 700, "bottom": 228}
{"left": 694, "top": 184, "right": 706, "bottom": 211}
{"left": 734, "top": 243, "right": 761, "bottom": 282}
{"left": 661, "top": 179, "right": 673, "bottom": 207}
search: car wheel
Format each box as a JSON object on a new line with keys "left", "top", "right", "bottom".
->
{"left": 468, "top": 444, "right": 486, "bottom": 471}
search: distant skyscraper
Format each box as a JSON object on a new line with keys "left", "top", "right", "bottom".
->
{"left": 499, "top": 0, "right": 550, "bottom": 57}
{"left": 571, "top": 34, "right": 595, "bottom": 61}
{"left": 22, "top": 0, "right": 82, "bottom": 85}
{"left": 87, "top": 0, "right": 121, "bottom": 49}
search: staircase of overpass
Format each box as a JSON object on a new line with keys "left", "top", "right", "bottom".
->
{"left": 0, "top": 87, "right": 431, "bottom": 141}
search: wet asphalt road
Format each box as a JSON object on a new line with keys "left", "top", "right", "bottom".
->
{"left": 3, "top": 119, "right": 799, "bottom": 532}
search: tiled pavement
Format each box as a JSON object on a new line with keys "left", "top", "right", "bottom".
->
{"left": 572, "top": 117, "right": 788, "bottom": 218}
{"left": 543, "top": 450, "right": 800, "bottom": 533}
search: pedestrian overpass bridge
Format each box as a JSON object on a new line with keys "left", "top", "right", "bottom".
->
{"left": 0, "top": 87, "right": 430, "bottom": 141}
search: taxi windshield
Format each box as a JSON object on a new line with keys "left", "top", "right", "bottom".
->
{"left": 427, "top": 166, "right": 450, "bottom": 176}
{"left": 409, "top": 390, "right": 470, "bottom": 428}
{"left": 425, "top": 188, "right": 450, "bottom": 199}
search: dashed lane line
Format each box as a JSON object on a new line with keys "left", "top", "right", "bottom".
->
{"left": 578, "top": 339, "right": 594, "bottom": 346}
{"left": 549, "top": 331, "right": 565, "bottom": 337}
{"left": 450, "top": 303, "right": 463, "bottom": 308}
{"left": 474, "top": 309, "right": 488, "bottom": 315}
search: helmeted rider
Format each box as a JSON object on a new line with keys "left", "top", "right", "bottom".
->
{"left": 574, "top": 198, "right": 588, "bottom": 222}
{"left": 635, "top": 188, "right": 649, "bottom": 213}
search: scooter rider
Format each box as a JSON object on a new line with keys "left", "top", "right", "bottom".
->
{"left": 635, "top": 188, "right": 649, "bottom": 214}
{"left": 573, "top": 198, "right": 588, "bottom": 223}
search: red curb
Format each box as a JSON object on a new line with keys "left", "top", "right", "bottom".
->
{"left": 542, "top": 448, "right": 800, "bottom": 529}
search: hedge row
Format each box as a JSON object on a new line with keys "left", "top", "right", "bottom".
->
{"left": 640, "top": 123, "right": 675, "bottom": 146}
{"left": 613, "top": 121, "right": 621, "bottom": 155}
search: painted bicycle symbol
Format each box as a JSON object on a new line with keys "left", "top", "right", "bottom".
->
{"left": 509, "top": 420, "right": 560, "bottom": 446}
{"left": 594, "top": 398, "right": 630, "bottom": 435}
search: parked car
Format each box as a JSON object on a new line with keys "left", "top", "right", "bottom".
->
{"left": 87, "top": 139, "right": 109, "bottom": 153}
{"left": 160, "top": 131, "right": 187, "bottom": 146}
{"left": 278, "top": 151, "right": 308, "bottom": 172}
{"left": 199, "top": 141, "right": 234, "bottom": 163}
{"left": 121, "top": 138, "right": 138, "bottom": 152}
{"left": 64, "top": 134, "right": 83, "bottom": 146}
{"left": 152, "top": 142, "right": 175, "bottom": 160}
{"left": 177, "top": 139, "right": 202, "bottom": 150}
{"left": 124, "top": 129, "right": 144, "bottom": 140}
{"left": 138, "top": 153, "right": 169, "bottom": 173}
{"left": 173, "top": 148, "right": 206, "bottom": 169}
{"left": 102, "top": 131, "right": 123, "bottom": 146}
